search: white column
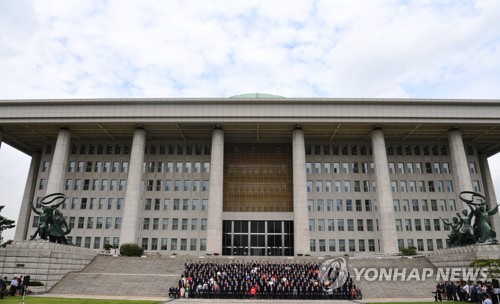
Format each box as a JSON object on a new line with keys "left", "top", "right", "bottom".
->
{"left": 448, "top": 129, "right": 473, "bottom": 208}
{"left": 14, "top": 152, "right": 41, "bottom": 241}
{"left": 46, "top": 128, "right": 71, "bottom": 194}
{"left": 478, "top": 153, "right": 500, "bottom": 233}
{"left": 292, "top": 127, "right": 310, "bottom": 255}
{"left": 371, "top": 128, "right": 398, "bottom": 254}
{"left": 120, "top": 128, "right": 146, "bottom": 245}
{"left": 206, "top": 128, "right": 224, "bottom": 254}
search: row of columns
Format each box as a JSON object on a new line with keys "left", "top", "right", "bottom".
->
{"left": 10, "top": 126, "right": 492, "bottom": 253}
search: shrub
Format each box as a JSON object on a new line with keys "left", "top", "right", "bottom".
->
{"left": 27, "top": 280, "right": 44, "bottom": 286}
{"left": 120, "top": 243, "right": 143, "bottom": 256}
{"left": 400, "top": 246, "right": 417, "bottom": 256}
{"left": 103, "top": 243, "right": 113, "bottom": 251}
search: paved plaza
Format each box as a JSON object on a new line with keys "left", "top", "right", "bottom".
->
{"left": 33, "top": 294, "right": 435, "bottom": 303}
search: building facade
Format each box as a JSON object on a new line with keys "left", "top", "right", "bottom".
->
{"left": 1, "top": 95, "right": 500, "bottom": 256}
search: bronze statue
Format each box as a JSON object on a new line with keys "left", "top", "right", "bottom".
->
{"left": 440, "top": 217, "right": 461, "bottom": 247}
{"left": 460, "top": 192, "right": 500, "bottom": 243}
{"left": 456, "top": 209, "right": 476, "bottom": 245}
{"left": 30, "top": 193, "right": 72, "bottom": 244}
{"left": 457, "top": 191, "right": 499, "bottom": 246}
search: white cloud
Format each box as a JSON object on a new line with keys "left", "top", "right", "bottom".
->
{"left": 1, "top": 0, "right": 500, "bottom": 239}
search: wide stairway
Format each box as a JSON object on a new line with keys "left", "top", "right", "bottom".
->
{"left": 348, "top": 255, "right": 437, "bottom": 298}
{"left": 49, "top": 254, "right": 437, "bottom": 298}
{"left": 49, "top": 255, "right": 186, "bottom": 297}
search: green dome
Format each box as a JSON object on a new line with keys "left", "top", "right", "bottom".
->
{"left": 229, "top": 93, "right": 285, "bottom": 99}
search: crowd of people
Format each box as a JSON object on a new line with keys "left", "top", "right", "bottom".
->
{"left": 0, "top": 275, "right": 29, "bottom": 298}
{"left": 434, "top": 281, "right": 499, "bottom": 304}
{"left": 168, "top": 260, "right": 361, "bottom": 300}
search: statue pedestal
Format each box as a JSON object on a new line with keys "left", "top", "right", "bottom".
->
{"left": 427, "top": 243, "right": 500, "bottom": 269}
{"left": 0, "top": 241, "right": 97, "bottom": 293}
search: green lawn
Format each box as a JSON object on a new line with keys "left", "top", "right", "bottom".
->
{"left": 0, "top": 297, "right": 161, "bottom": 304}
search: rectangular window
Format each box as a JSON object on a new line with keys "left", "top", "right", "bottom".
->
{"left": 339, "top": 239, "right": 346, "bottom": 251}
{"left": 310, "top": 239, "right": 316, "bottom": 252}
{"left": 329, "top": 239, "right": 336, "bottom": 251}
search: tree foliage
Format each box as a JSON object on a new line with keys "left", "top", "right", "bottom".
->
{"left": 470, "top": 259, "right": 500, "bottom": 279}
{"left": 120, "top": 243, "right": 143, "bottom": 256}
{"left": 0, "top": 205, "right": 15, "bottom": 245}
{"left": 400, "top": 246, "right": 417, "bottom": 256}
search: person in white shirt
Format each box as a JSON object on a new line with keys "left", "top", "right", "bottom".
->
{"left": 9, "top": 277, "right": 18, "bottom": 296}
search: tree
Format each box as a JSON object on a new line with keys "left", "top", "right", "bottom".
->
{"left": 0, "top": 205, "right": 15, "bottom": 246}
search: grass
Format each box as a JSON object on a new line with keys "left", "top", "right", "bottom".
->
{"left": 0, "top": 296, "right": 162, "bottom": 304}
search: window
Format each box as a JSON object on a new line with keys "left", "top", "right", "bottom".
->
{"left": 433, "top": 219, "right": 440, "bottom": 231}
{"left": 143, "top": 218, "right": 150, "bottom": 230}
{"left": 326, "top": 199, "right": 333, "bottom": 211}
{"left": 325, "top": 181, "right": 332, "bottom": 192}
{"left": 77, "top": 217, "right": 85, "bottom": 229}
{"left": 329, "top": 239, "right": 336, "bottom": 251}
{"left": 357, "top": 219, "right": 364, "bottom": 231}
{"left": 405, "top": 219, "right": 412, "bottom": 231}
{"left": 172, "top": 218, "right": 179, "bottom": 230}
{"left": 306, "top": 181, "right": 313, "bottom": 192}
{"left": 42, "top": 161, "right": 51, "bottom": 172}
{"left": 87, "top": 217, "right": 94, "bottom": 229}
{"left": 368, "top": 239, "right": 376, "bottom": 252}
{"left": 338, "top": 219, "right": 344, "bottom": 231}
{"left": 171, "top": 238, "right": 178, "bottom": 251}
{"left": 415, "top": 219, "right": 422, "bottom": 231}
{"left": 349, "top": 239, "right": 356, "bottom": 251}
{"left": 96, "top": 217, "right": 103, "bottom": 229}
{"left": 315, "top": 181, "right": 323, "bottom": 192}
{"left": 316, "top": 199, "right": 324, "bottom": 211}
{"left": 38, "top": 179, "right": 47, "bottom": 190}
{"left": 346, "top": 200, "right": 353, "bottom": 211}
{"left": 424, "top": 219, "right": 431, "bottom": 231}
{"left": 395, "top": 219, "right": 402, "bottom": 231}
{"left": 190, "top": 238, "right": 197, "bottom": 251}
{"left": 162, "top": 218, "right": 169, "bottom": 230}
{"left": 318, "top": 219, "right": 325, "bottom": 232}
{"left": 347, "top": 219, "right": 354, "bottom": 231}
{"left": 431, "top": 200, "right": 438, "bottom": 211}
{"left": 310, "top": 239, "right": 316, "bottom": 252}
{"left": 446, "top": 180, "right": 454, "bottom": 192}
{"left": 367, "top": 219, "right": 374, "bottom": 231}
{"left": 115, "top": 217, "right": 122, "bottom": 229}
{"left": 443, "top": 162, "right": 450, "bottom": 174}
{"left": 412, "top": 199, "right": 419, "bottom": 211}
{"left": 328, "top": 219, "right": 334, "bottom": 231}
{"left": 336, "top": 199, "right": 343, "bottom": 211}
{"left": 191, "top": 218, "right": 198, "bottom": 230}
{"left": 339, "top": 239, "right": 346, "bottom": 251}
{"left": 309, "top": 219, "right": 315, "bottom": 231}
{"left": 393, "top": 200, "right": 401, "bottom": 212}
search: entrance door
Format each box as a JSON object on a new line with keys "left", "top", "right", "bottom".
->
{"left": 222, "top": 220, "right": 294, "bottom": 256}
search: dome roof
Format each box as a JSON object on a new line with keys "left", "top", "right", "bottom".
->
{"left": 229, "top": 93, "right": 285, "bottom": 99}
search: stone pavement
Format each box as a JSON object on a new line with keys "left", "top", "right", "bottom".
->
{"left": 33, "top": 294, "right": 435, "bottom": 303}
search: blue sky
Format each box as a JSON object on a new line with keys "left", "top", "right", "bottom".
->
{"left": 1, "top": 0, "right": 500, "bottom": 240}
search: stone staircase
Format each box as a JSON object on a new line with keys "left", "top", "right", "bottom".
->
{"left": 49, "top": 254, "right": 439, "bottom": 298}
{"left": 348, "top": 255, "right": 438, "bottom": 299}
{"left": 49, "top": 255, "right": 187, "bottom": 297}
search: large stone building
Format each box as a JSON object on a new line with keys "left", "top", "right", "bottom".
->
{"left": 1, "top": 94, "right": 500, "bottom": 256}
